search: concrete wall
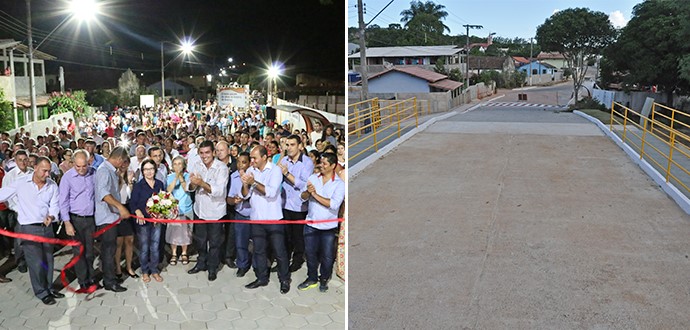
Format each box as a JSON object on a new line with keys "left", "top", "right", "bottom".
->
{"left": 369, "top": 71, "right": 430, "bottom": 93}
{"left": 526, "top": 72, "right": 564, "bottom": 85}
{"left": 0, "top": 76, "right": 15, "bottom": 101}
{"left": 353, "top": 63, "right": 467, "bottom": 75}
{"left": 296, "top": 95, "right": 345, "bottom": 115}
{"left": 14, "top": 76, "right": 46, "bottom": 96}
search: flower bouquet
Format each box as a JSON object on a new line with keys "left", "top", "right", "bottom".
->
{"left": 145, "top": 191, "right": 179, "bottom": 220}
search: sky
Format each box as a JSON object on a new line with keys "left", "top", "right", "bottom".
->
{"left": 0, "top": 0, "right": 345, "bottom": 80}
{"left": 348, "top": 0, "right": 641, "bottom": 40}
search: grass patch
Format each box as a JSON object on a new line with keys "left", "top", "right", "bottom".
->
{"left": 579, "top": 108, "right": 615, "bottom": 124}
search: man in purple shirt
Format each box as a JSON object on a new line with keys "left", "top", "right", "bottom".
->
{"left": 59, "top": 150, "right": 97, "bottom": 291}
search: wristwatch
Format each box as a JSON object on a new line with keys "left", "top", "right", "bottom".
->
{"left": 251, "top": 182, "right": 257, "bottom": 189}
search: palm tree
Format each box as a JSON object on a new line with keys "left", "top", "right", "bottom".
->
{"left": 400, "top": 1, "right": 450, "bottom": 35}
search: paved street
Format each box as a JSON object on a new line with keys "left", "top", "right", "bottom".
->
{"left": 0, "top": 249, "right": 345, "bottom": 329}
{"left": 349, "top": 102, "right": 690, "bottom": 329}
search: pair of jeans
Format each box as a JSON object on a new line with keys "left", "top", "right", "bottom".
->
{"left": 193, "top": 221, "right": 223, "bottom": 272}
{"left": 234, "top": 214, "right": 251, "bottom": 269}
{"left": 303, "top": 225, "right": 337, "bottom": 282}
{"left": 251, "top": 223, "right": 289, "bottom": 283}
{"left": 136, "top": 222, "right": 161, "bottom": 274}
{"left": 220, "top": 209, "right": 236, "bottom": 262}
{"left": 69, "top": 214, "right": 96, "bottom": 286}
{"left": 283, "top": 209, "right": 307, "bottom": 266}
{"left": 97, "top": 222, "right": 119, "bottom": 287}
{"left": 19, "top": 224, "right": 54, "bottom": 299}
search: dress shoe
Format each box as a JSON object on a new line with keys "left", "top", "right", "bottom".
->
{"left": 50, "top": 291, "right": 65, "bottom": 299}
{"left": 0, "top": 276, "right": 11, "bottom": 283}
{"left": 244, "top": 279, "right": 268, "bottom": 289}
{"left": 104, "top": 284, "right": 127, "bottom": 292}
{"left": 280, "top": 281, "right": 291, "bottom": 294}
{"left": 17, "top": 264, "right": 27, "bottom": 273}
{"left": 319, "top": 280, "right": 328, "bottom": 293}
{"left": 236, "top": 267, "right": 250, "bottom": 278}
{"left": 127, "top": 271, "right": 139, "bottom": 279}
{"left": 298, "top": 279, "right": 318, "bottom": 291}
{"left": 41, "top": 295, "right": 56, "bottom": 305}
{"left": 225, "top": 259, "right": 237, "bottom": 269}
{"left": 289, "top": 262, "right": 303, "bottom": 272}
{"left": 208, "top": 272, "right": 217, "bottom": 281}
{"left": 187, "top": 266, "right": 206, "bottom": 274}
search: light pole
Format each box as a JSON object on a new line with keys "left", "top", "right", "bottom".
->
{"left": 267, "top": 63, "right": 281, "bottom": 106}
{"left": 529, "top": 38, "right": 534, "bottom": 86}
{"left": 160, "top": 39, "right": 194, "bottom": 103}
{"left": 463, "top": 24, "right": 483, "bottom": 90}
{"left": 26, "top": 0, "right": 98, "bottom": 122}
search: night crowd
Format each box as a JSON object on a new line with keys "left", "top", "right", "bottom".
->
{"left": 0, "top": 99, "right": 346, "bottom": 305}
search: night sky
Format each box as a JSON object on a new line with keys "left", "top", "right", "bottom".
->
{"left": 0, "top": 0, "right": 345, "bottom": 82}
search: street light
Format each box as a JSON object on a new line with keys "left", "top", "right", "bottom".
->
{"left": 227, "top": 57, "right": 233, "bottom": 63}
{"left": 26, "top": 0, "right": 99, "bottom": 122}
{"left": 160, "top": 39, "right": 194, "bottom": 102}
{"left": 463, "top": 24, "right": 483, "bottom": 90}
{"left": 266, "top": 63, "right": 281, "bottom": 106}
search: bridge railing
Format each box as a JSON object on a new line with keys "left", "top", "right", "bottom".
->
{"left": 348, "top": 97, "right": 419, "bottom": 163}
{"left": 610, "top": 101, "right": 690, "bottom": 196}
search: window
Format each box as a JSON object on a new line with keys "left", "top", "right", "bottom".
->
{"left": 532, "top": 69, "right": 537, "bottom": 75}
{"left": 542, "top": 69, "right": 547, "bottom": 74}
{"left": 33, "top": 63, "right": 43, "bottom": 76}
{"left": 14, "top": 62, "right": 24, "bottom": 76}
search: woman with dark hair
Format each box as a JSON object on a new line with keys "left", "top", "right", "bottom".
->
{"left": 59, "top": 149, "right": 73, "bottom": 174}
{"left": 321, "top": 124, "right": 337, "bottom": 147}
{"left": 130, "top": 159, "right": 165, "bottom": 283}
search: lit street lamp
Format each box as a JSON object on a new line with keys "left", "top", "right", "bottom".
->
{"left": 160, "top": 39, "right": 194, "bottom": 102}
{"left": 26, "top": 0, "right": 99, "bottom": 122}
{"left": 266, "top": 63, "right": 281, "bottom": 106}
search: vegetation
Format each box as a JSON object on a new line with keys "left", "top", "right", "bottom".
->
{"left": 477, "top": 70, "right": 526, "bottom": 89}
{"left": 400, "top": 1, "right": 449, "bottom": 37}
{"left": 118, "top": 69, "right": 141, "bottom": 106}
{"left": 0, "top": 88, "right": 14, "bottom": 132}
{"left": 601, "top": 0, "right": 690, "bottom": 105}
{"left": 47, "top": 90, "right": 89, "bottom": 117}
{"left": 536, "top": 8, "right": 616, "bottom": 102}
{"left": 86, "top": 89, "right": 118, "bottom": 107}
{"left": 569, "top": 97, "right": 607, "bottom": 111}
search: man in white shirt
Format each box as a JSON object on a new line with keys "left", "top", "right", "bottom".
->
{"left": 187, "top": 141, "right": 228, "bottom": 281}
{"left": 0, "top": 157, "right": 63, "bottom": 305}
{"left": 310, "top": 121, "right": 323, "bottom": 149}
{"left": 2, "top": 149, "right": 32, "bottom": 273}
{"left": 129, "top": 145, "right": 147, "bottom": 178}
{"left": 241, "top": 145, "right": 291, "bottom": 294}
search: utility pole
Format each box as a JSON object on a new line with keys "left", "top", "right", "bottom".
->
{"left": 357, "top": 0, "right": 368, "bottom": 101}
{"left": 463, "top": 24, "right": 482, "bottom": 90}
{"left": 529, "top": 38, "right": 533, "bottom": 86}
{"left": 26, "top": 0, "right": 38, "bottom": 122}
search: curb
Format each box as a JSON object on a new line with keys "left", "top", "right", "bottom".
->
{"left": 574, "top": 110, "right": 690, "bottom": 215}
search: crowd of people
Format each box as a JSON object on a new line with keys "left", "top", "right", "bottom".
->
{"left": 0, "top": 99, "right": 346, "bottom": 305}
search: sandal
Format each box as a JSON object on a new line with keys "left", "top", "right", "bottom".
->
{"left": 181, "top": 254, "right": 189, "bottom": 265}
{"left": 170, "top": 255, "right": 178, "bottom": 266}
{"left": 142, "top": 274, "right": 151, "bottom": 283}
{"left": 152, "top": 274, "right": 163, "bottom": 282}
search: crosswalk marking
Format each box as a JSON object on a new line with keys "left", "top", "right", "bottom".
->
{"left": 485, "top": 102, "right": 566, "bottom": 109}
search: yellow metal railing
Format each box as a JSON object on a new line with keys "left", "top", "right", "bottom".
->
{"left": 348, "top": 97, "right": 419, "bottom": 162}
{"left": 610, "top": 101, "right": 690, "bottom": 195}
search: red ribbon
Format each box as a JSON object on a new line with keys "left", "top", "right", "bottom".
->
{"left": 0, "top": 215, "right": 343, "bottom": 294}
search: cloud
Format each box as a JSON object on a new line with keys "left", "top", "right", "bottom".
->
{"left": 609, "top": 10, "right": 628, "bottom": 28}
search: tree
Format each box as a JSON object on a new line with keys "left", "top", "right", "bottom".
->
{"left": 448, "top": 68, "right": 462, "bottom": 82}
{"left": 47, "top": 90, "right": 89, "bottom": 117}
{"left": 602, "top": 0, "right": 690, "bottom": 105}
{"left": 433, "top": 58, "right": 448, "bottom": 75}
{"left": 118, "top": 69, "right": 140, "bottom": 106}
{"left": 400, "top": 1, "right": 449, "bottom": 38}
{"left": 536, "top": 8, "right": 616, "bottom": 102}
